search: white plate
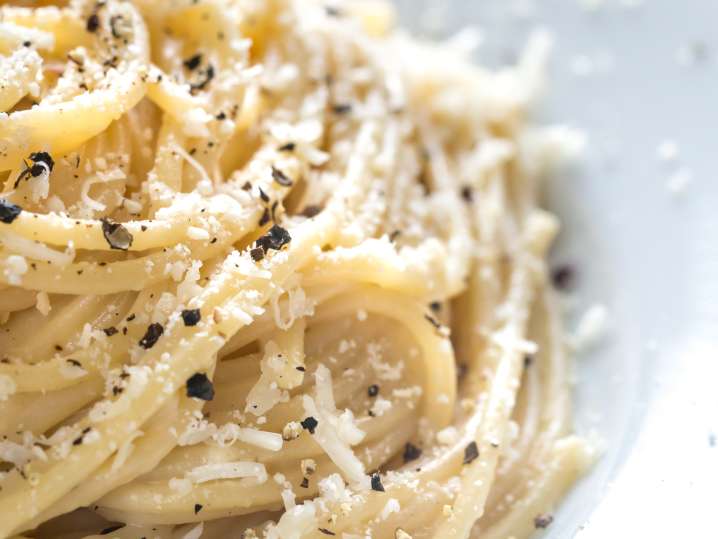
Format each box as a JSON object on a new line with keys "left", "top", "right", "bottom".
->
{"left": 396, "top": 0, "right": 718, "bottom": 536}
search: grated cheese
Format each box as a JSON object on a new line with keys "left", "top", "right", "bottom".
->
{"left": 367, "top": 342, "right": 404, "bottom": 381}
{"left": 0, "top": 230, "right": 74, "bottom": 267}
{"left": 58, "top": 361, "right": 88, "bottom": 380}
{"left": 245, "top": 341, "right": 289, "bottom": 416}
{"left": 111, "top": 430, "right": 144, "bottom": 472}
{"left": 380, "top": 498, "right": 401, "bottom": 520}
{"left": 268, "top": 500, "right": 317, "bottom": 539}
{"left": 187, "top": 226, "right": 210, "bottom": 240}
{"left": 314, "top": 365, "right": 366, "bottom": 446}
{"left": 169, "top": 477, "right": 193, "bottom": 495}
{"left": 283, "top": 421, "right": 303, "bottom": 441}
{"left": 177, "top": 417, "right": 216, "bottom": 448}
{"left": 303, "top": 394, "right": 366, "bottom": 485}
{"left": 369, "top": 397, "right": 392, "bottom": 418}
{"left": 436, "top": 426, "right": 459, "bottom": 445}
{"left": 0, "top": 439, "right": 34, "bottom": 468}
{"left": 35, "top": 291, "right": 51, "bottom": 316}
{"left": 318, "top": 473, "right": 353, "bottom": 504}
{"left": 179, "top": 522, "right": 204, "bottom": 539}
{"left": 3, "top": 255, "right": 28, "bottom": 286}
{"left": 213, "top": 424, "right": 284, "bottom": 452}
{"left": 182, "top": 107, "right": 214, "bottom": 138}
{"left": 271, "top": 279, "right": 316, "bottom": 331}
{"left": 186, "top": 461, "right": 268, "bottom": 485}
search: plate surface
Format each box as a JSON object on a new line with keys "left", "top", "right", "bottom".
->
{"left": 395, "top": 0, "right": 718, "bottom": 536}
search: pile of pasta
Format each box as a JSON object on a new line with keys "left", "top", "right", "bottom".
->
{"left": 0, "top": 1, "right": 594, "bottom": 538}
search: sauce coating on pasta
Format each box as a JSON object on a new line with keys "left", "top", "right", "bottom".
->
{"left": 0, "top": 1, "right": 593, "bottom": 538}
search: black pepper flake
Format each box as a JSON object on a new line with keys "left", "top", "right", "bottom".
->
{"left": 186, "top": 372, "right": 215, "bottom": 401}
{"left": 457, "top": 363, "right": 468, "bottom": 380}
{"left": 138, "top": 322, "right": 163, "bottom": 349}
{"left": 194, "top": 503, "right": 203, "bottom": 514}
{"left": 258, "top": 187, "right": 270, "bottom": 203}
{"left": 460, "top": 185, "right": 473, "bottom": 203}
{"left": 300, "top": 416, "right": 318, "bottom": 434}
{"left": 417, "top": 172, "right": 430, "bottom": 195}
{"left": 370, "top": 473, "right": 385, "bottom": 492}
{"left": 332, "top": 103, "right": 352, "bottom": 115}
{"left": 100, "top": 525, "right": 125, "bottom": 535}
{"left": 463, "top": 441, "right": 479, "bottom": 465}
{"left": 325, "top": 6, "right": 342, "bottom": 17}
{"left": 86, "top": 13, "right": 100, "bottom": 33}
{"left": 250, "top": 247, "right": 265, "bottom": 262}
{"left": 66, "top": 359, "right": 82, "bottom": 367}
{"left": 190, "top": 64, "right": 215, "bottom": 93}
{"left": 102, "top": 55, "right": 119, "bottom": 69}
{"left": 183, "top": 53, "right": 202, "bottom": 71}
{"left": 429, "top": 301, "right": 441, "bottom": 312}
{"left": 318, "top": 529, "right": 336, "bottom": 536}
{"left": 278, "top": 142, "right": 296, "bottom": 152}
{"left": 126, "top": 314, "right": 136, "bottom": 322}
{"left": 367, "top": 384, "right": 379, "bottom": 397}
{"left": 109, "top": 15, "right": 123, "bottom": 38}
{"left": 300, "top": 205, "right": 322, "bottom": 218}
{"left": 389, "top": 230, "right": 401, "bottom": 243}
{"left": 271, "top": 166, "right": 293, "bottom": 187}
{"left": 181, "top": 309, "right": 201, "bottom": 326}
{"left": 258, "top": 208, "right": 271, "bottom": 227}
{"left": 424, "top": 314, "right": 441, "bottom": 329}
{"left": 72, "top": 427, "right": 92, "bottom": 446}
{"left": 524, "top": 355, "right": 534, "bottom": 368}
{"left": 216, "top": 111, "right": 226, "bottom": 120}
{"left": 241, "top": 181, "right": 252, "bottom": 191}
{"left": 300, "top": 477, "right": 309, "bottom": 488}
{"left": 101, "top": 218, "right": 133, "bottom": 250}
{"left": 23, "top": 40, "right": 31, "bottom": 47}
{"left": 296, "top": 366, "right": 306, "bottom": 372}
{"left": 256, "top": 224, "right": 291, "bottom": 253}
{"left": 403, "top": 442, "right": 422, "bottom": 463}
{"left": 534, "top": 514, "right": 554, "bottom": 529}
{"left": 0, "top": 199, "right": 22, "bottom": 224}
{"left": 103, "top": 327, "right": 118, "bottom": 337}
{"left": 551, "top": 265, "right": 575, "bottom": 291}
{"left": 15, "top": 152, "right": 55, "bottom": 188}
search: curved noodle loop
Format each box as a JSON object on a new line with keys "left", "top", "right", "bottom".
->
{"left": 0, "top": 1, "right": 593, "bottom": 538}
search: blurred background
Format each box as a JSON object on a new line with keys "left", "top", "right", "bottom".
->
{"left": 394, "top": 0, "right": 718, "bottom": 536}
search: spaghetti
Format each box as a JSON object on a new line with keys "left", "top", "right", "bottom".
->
{"left": 0, "top": 1, "right": 594, "bottom": 538}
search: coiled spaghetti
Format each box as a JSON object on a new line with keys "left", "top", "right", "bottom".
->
{"left": 0, "top": 1, "right": 593, "bottom": 538}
